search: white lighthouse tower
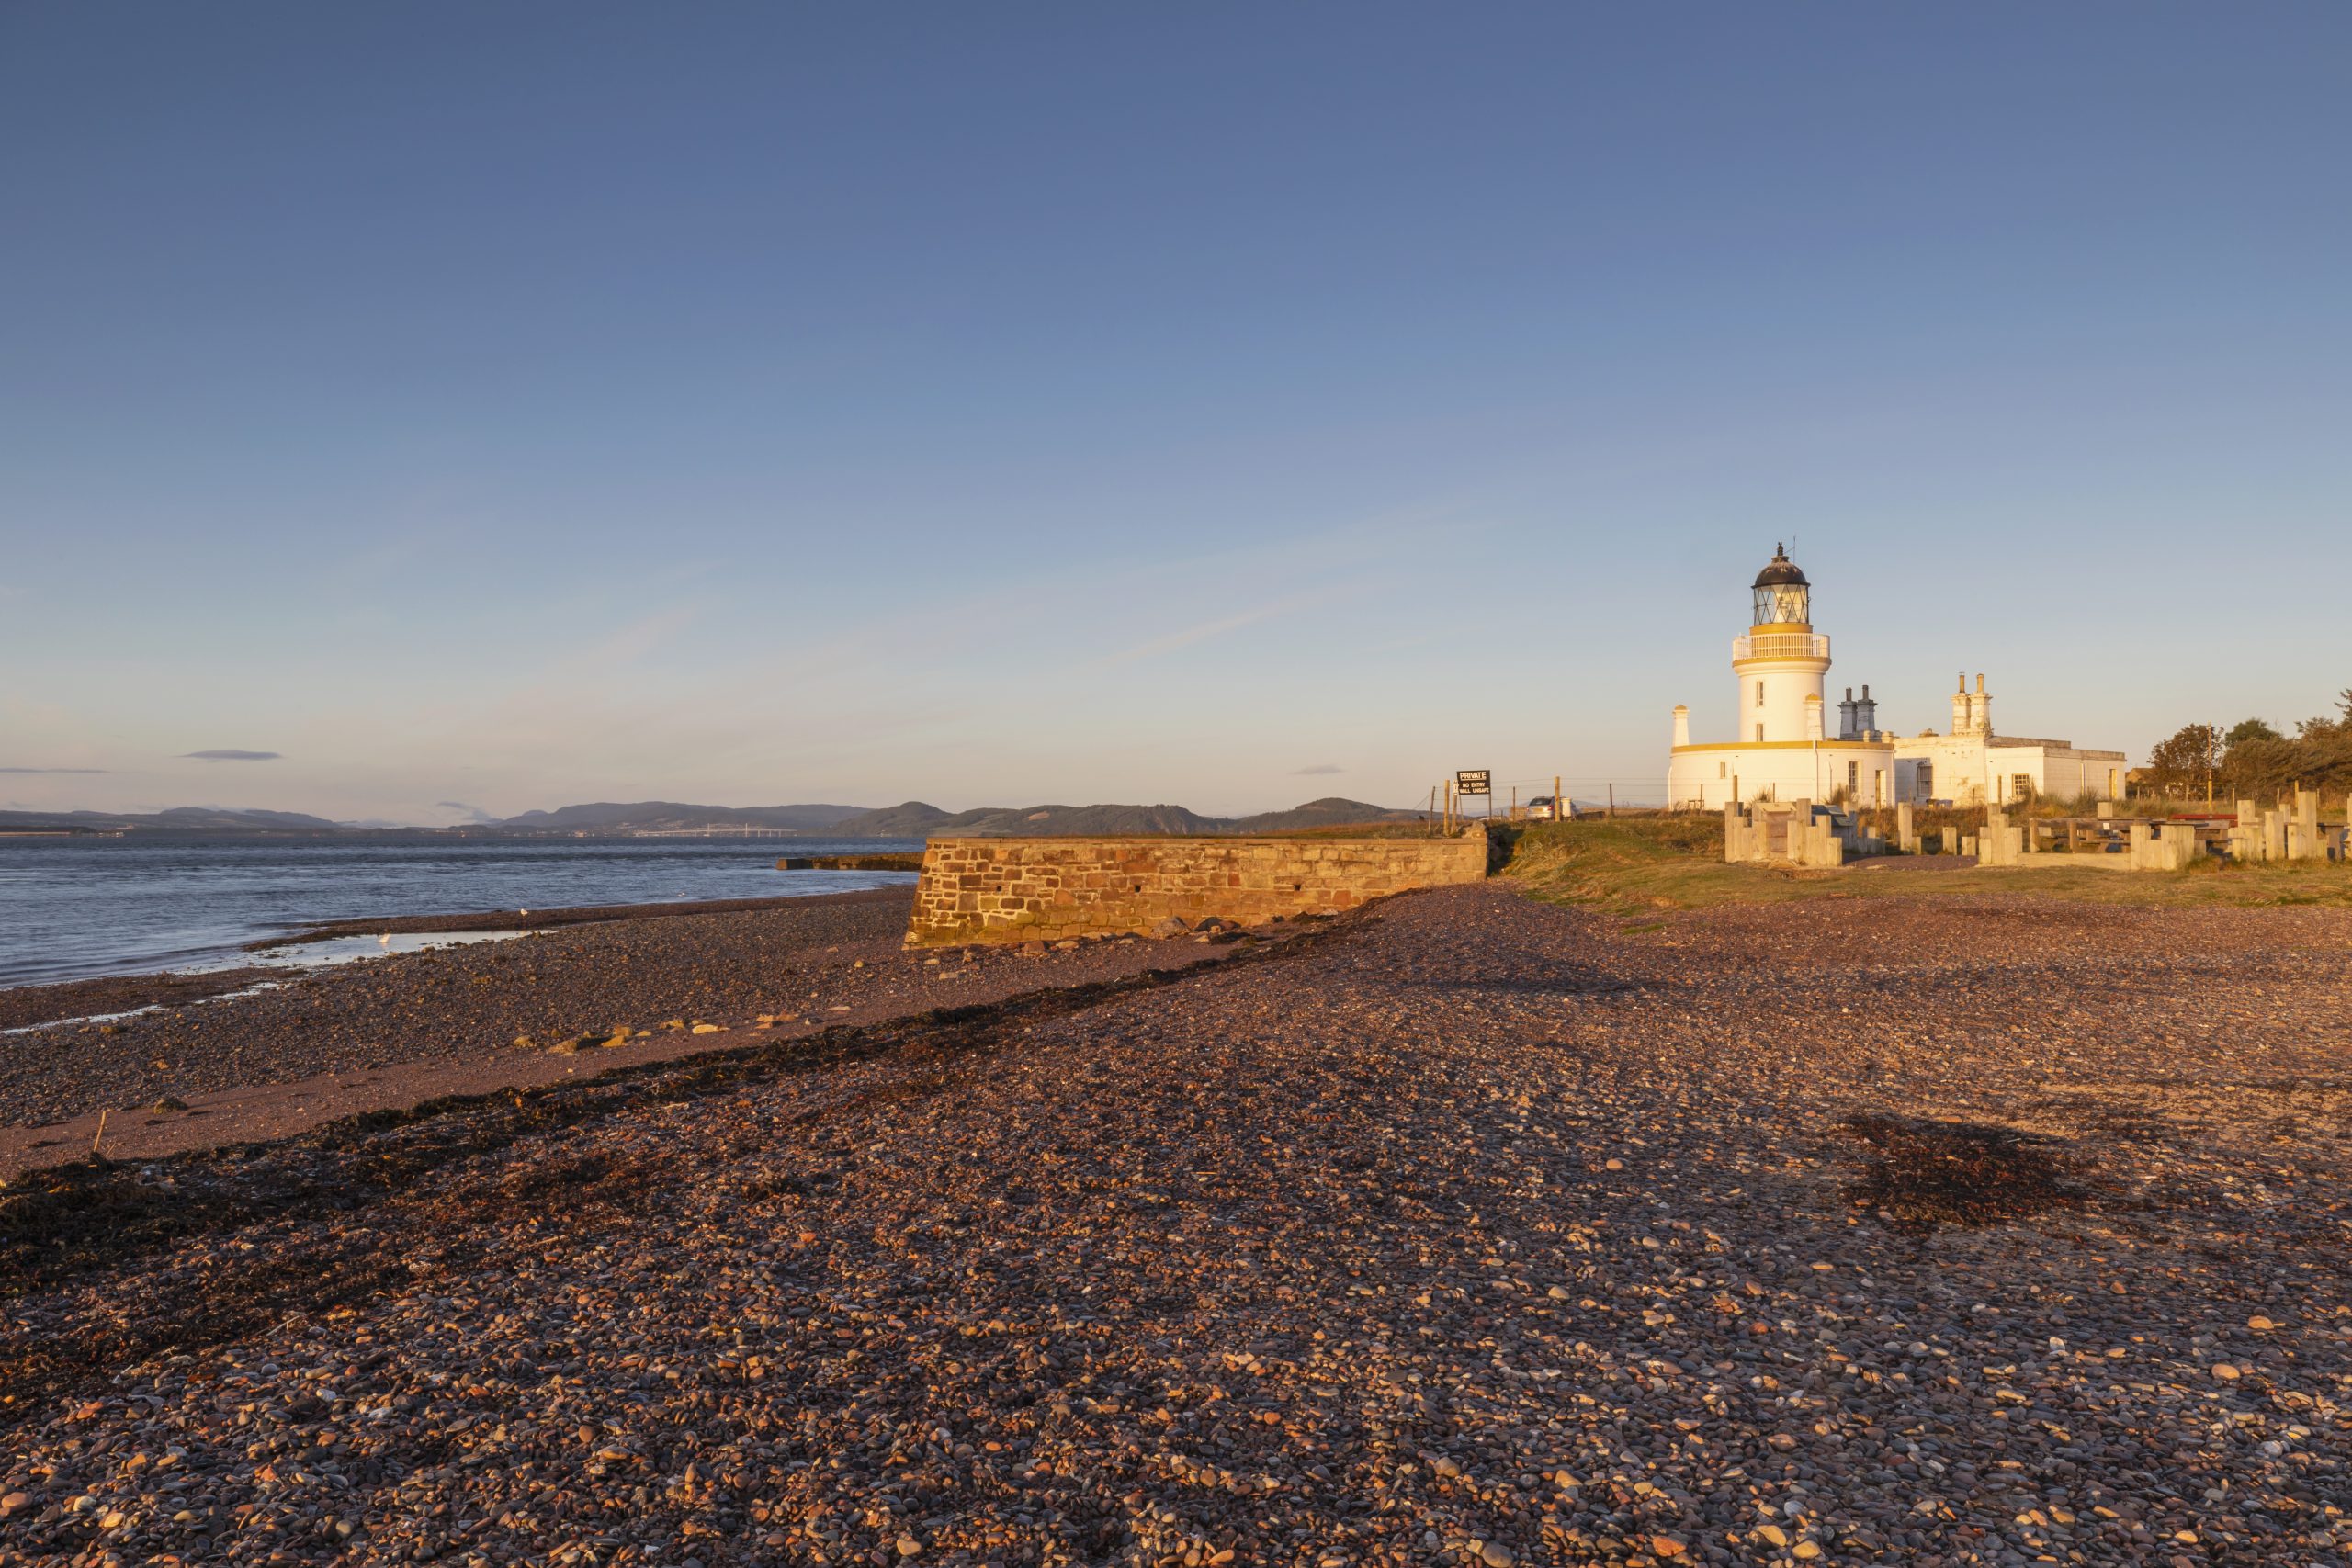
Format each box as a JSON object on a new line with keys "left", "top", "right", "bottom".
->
{"left": 1736, "top": 546, "right": 1831, "bottom": 745}
{"left": 1667, "top": 546, "right": 1894, "bottom": 808}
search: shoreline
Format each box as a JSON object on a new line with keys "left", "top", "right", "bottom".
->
{"left": 0, "top": 885, "right": 1247, "bottom": 1174}
{"left": 0, "top": 965, "right": 283, "bottom": 1034}
{"left": 243, "top": 885, "right": 916, "bottom": 949}
{"left": 0, "top": 886, "right": 920, "bottom": 1030}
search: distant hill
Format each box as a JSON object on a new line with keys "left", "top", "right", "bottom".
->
{"left": 0, "top": 795, "right": 1428, "bottom": 839}
{"left": 0, "top": 807, "right": 348, "bottom": 833}
{"left": 825, "top": 802, "right": 1218, "bottom": 837}
{"left": 824, "top": 797, "right": 1422, "bottom": 838}
{"left": 1229, "top": 796, "right": 1428, "bottom": 832}
{"left": 494, "top": 801, "right": 866, "bottom": 833}
{"left": 826, "top": 801, "right": 957, "bottom": 837}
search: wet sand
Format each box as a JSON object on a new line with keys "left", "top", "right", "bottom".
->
{"left": 245, "top": 886, "right": 917, "bottom": 948}
{"left": 0, "top": 966, "right": 280, "bottom": 1032}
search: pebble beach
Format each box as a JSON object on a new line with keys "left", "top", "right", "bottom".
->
{"left": 3, "top": 883, "right": 2348, "bottom": 1566}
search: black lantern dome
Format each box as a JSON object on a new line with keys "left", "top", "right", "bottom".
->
{"left": 1750, "top": 544, "right": 1811, "bottom": 625}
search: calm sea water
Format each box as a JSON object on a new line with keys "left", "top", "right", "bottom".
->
{"left": 0, "top": 836, "right": 922, "bottom": 987}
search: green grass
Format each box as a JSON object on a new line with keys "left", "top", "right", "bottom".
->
{"left": 1496, "top": 816, "right": 2352, "bottom": 915}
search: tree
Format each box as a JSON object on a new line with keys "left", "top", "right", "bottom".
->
{"left": 2145, "top": 724, "right": 2221, "bottom": 800}
{"left": 2226, "top": 717, "right": 2281, "bottom": 748}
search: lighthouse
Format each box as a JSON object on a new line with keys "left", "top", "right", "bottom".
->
{"left": 1666, "top": 547, "right": 2130, "bottom": 811}
{"left": 1666, "top": 546, "right": 1894, "bottom": 808}
{"left": 1735, "top": 546, "right": 1831, "bottom": 745}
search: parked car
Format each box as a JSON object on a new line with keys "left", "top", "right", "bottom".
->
{"left": 1526, "top": 795, "right": 1558, "bottom": 820}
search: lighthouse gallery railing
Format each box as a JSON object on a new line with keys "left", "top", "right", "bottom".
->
{"left": 1732, "top": 631, "right": 1831, "bottom": 661}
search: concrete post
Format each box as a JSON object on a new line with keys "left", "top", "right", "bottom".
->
{"left": 1973, "top": 807, "right": 2014, "bottom": 867}
{"left": 1794, "top": 809, "right": 1843, "bottom": 868}
{"left": 1896, "top": 802, "right": 1916, "bottom": 852}
{"left": 2153, "top": 821, "right": 2199, "bottom": 871}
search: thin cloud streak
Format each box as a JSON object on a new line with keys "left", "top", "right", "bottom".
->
{"left": 181, "top": 750, "right": 282, "bottom": 761}
{"left": 1095, "top": 579, "right": 1373, "bottom": 670}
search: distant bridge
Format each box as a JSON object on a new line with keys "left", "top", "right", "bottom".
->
{"left": 584, "top": 827, "right": 809, "bottom": 839}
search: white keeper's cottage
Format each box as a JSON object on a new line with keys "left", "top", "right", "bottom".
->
{"left": 1665, "top": 547, "right": 2127, "bottom": 809}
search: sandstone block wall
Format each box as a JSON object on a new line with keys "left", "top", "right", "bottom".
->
{"left": 906, "top": 835, "right": 1487, "bottom": 946}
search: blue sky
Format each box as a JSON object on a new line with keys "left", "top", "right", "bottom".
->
{"left": 4, "top": 5, "right": 2346, "bottom": 819}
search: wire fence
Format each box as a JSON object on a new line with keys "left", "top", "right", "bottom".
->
{"left": 1415, "top": 773, "right": 1670, "bottom": 826}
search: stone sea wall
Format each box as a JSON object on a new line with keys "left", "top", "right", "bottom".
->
{"left": 905, "top": 835, "right": 1487, "bottom": 946}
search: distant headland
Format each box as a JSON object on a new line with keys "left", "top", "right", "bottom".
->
{"left": 0, "top": 795, "right": 1421, "bottom": 839}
